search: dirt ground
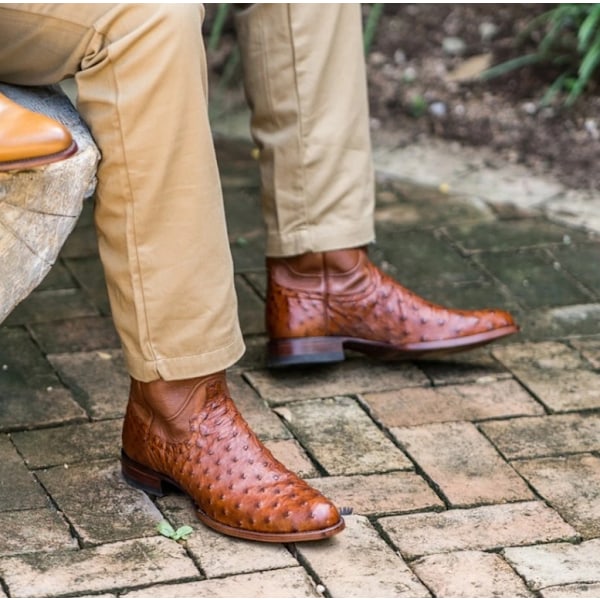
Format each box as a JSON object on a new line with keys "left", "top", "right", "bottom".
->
{"left": 205, "top": 4, "right": 600, "bottom": 191}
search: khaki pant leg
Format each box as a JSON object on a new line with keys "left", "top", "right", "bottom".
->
{"left": 0, "top": 4, "right": 244, "bottom": 381}
{"left": 235, "top": 3, "right": 375, "bottom": 257}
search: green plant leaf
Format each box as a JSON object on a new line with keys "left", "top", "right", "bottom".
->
{"left": 579, "top": 33, "right": 600, "bottom": 80}
{"left": 514, "top": 8, "right": 555, "bottom": 45}
{"left": 363, "top": 3, "right": 384, "bottom": 55}
{"left": 156, "top": 520, "right": 176, "bottom": 539}
{"left": 408, "top": 95, "right": 427, "bottom": 118}
{"left": 540, "top": 72, "right": 569, "bottom": 106}
{"left": 578, "top": 4, "right": 600, "bottom": 51}
{"left": 173, "top": 525, "right": 194, "bottom": 541}
{"left": 482, "top": 4, "right": 600, "bottom": 107}
{"left": 568, "top": 34, "right": 600, "bottom": 104}
{"left": 207, "top": 4, "right": 231, "bottom": 52}
{"left": 480, "top": 53, "right": 542, "bottom": 80}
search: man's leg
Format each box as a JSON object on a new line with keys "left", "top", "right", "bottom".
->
{"left": 235, "top": 3, "right": 375, "bottom": 256}
{"left": 0, "top": 3, "right": 344, "bottom": 542}
{"left": 0, "top": 3, "right": 242, "bottom": 380}
{"left": 236, "top": 4, "right": 518, "bottom": 367}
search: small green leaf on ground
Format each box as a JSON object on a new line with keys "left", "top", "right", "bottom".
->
{"left": 157, "top": 520, "right": 194, "bottom": 541}
{"left": 173, "top": 525, "right": 194, "bottom": 541}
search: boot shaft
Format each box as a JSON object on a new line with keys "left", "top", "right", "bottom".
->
{"left": 123, "top": 372, "right": 227, "bottom": 450}
{"left": 266, "top": 248, "right": 371, "bottom": 339}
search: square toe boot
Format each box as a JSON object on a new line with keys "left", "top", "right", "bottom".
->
{"left": 121, "top": 371, "right": 344, "bottom": 542}
{"left": 0, "top": 92, "right": 77, "bottom": 171}
{"left": 266, "top": 248, "right": 519, "bottom": 367}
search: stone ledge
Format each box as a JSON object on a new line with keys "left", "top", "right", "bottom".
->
{"left": 0, "top": 83, "right": 100, "bottom": 324}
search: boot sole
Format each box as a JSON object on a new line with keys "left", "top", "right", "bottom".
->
{"left": 121, "top": 450, "right": 345, "bottom": 543}
{"left": 0, "top": 140, "right": 78, "bottom": 172}
{"left": 267, "top": 324, "right": 519, "bottom": 368}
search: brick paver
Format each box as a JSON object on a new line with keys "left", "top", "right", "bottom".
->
{"left": 244, "top": 360, "right": 427, "bottom": 404}
{"left": 157, "top": 495, "right": 298, "bottom": 579}
{"left": 379, "top": 501, "right": 577, "bottom": 559}
{"left": 541, "top": 583, "right": 600, "bottom": 598}
{"left": 0, "top": 509, "right": 76, "bottom": 557}
{"left": 0, "top": 435, "right": 48, "bottom": 511}
{"left": 363, "top": 378, "right": 544, "bottom": 428}
{"left": 265, "top": 438, "right": 320, "bottom": 478}
{"left": 3, "top": 289, "right": 97, "bottom": 326}
{"left": 0, "top": 327, "right": 60, "bottom": 389}
{"left": 504, "top": 539, "right": 600, "bottom": 591}
{"left": 122, "top": 567, "right": 320, "bottom": 598}
{"left": 513, "top": 454, "right": 600, "bottom": 538}
{"left": 523, "top": 304, "right": 600, "bottom": 341}
{"left": 0, "top": 537, "right": 199, "bottom": 597}
{"left": 571, "top": 337, "right": 600, "bottom": 369}
{"left": 306, "top": 471, "right": 443, "bottom": 516}
{"left": 11, "top": 419, "right": 122, "bottom": 468}
{"left": 481, "top": 413, "right": 600, "bottom": 459}
{"left": 277, "top": 396, "right": 412, "bottom": 475}
{"left": 412, "top": 347, "right": 511, "bottom": 385}
{"left": 493, "top": 341, "right": 600, "bottom": 411}
{"left": 1, "top": 130, "right": 600, "bottom": 597}
{"left": 0, "top": 383, "right": 84, "bottom": 432}
{"left": 47, "top": 349, "right": 129, "bottom": 419}
{"left": 297, "top": 515, "right": 431, "bottom": 597}
{"left": 226, "top": 372, "right": 292, "bottom": 440}
{"left": 37, "top": 460, "right": 163, "bottom": 545}
{"left": 391, "top": 421, "right": 533, "bottom": 506}
{"left": 28, "top": 315, "right": 119, "bottom": 354}
{"left": 411, "top": 550, "right": 533, "bottom": 598}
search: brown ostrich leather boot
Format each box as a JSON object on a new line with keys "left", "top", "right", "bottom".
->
{"left": 266, "top": 248, "right": 518, "bottom": 367}
{"left": 121, "top": 371, "right": 344, "bottom": 542}
{"left": 0, "top": 91, "right": 77, "bottom": 172}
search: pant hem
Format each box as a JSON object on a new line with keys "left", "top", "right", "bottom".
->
{"left": 266, "top": 223, "right": 375, "bottom": 257}
{"left": 124, "top": 336, "right": 246, "bottom": 382}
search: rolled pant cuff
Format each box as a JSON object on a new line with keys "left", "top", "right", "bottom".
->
{"left": 266, "top": 222, "right": 376, "bottom": 257}
{"left": 124, "top": 336, "right": 246, "bottom": 382}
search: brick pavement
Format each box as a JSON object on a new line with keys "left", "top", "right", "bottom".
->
{"left": 1, "top": 136, "right": 600, "bottom": 597}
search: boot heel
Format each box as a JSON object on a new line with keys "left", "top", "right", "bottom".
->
{"left": 121, "top": 450, "right": 169, "bottom": 496}
{"left": 267, "top": 336, "right": 345, "bottom": 368}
